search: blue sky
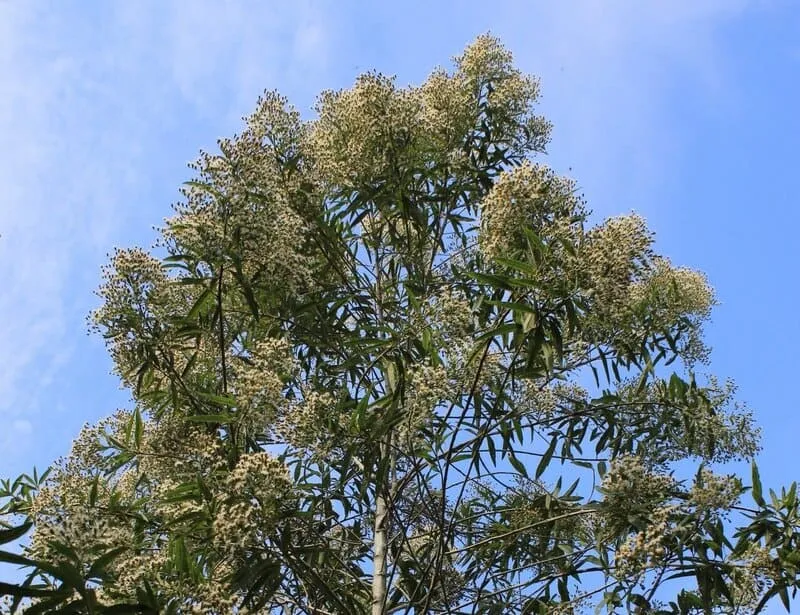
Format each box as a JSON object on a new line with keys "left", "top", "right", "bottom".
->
{"left": 0, "top": 0, "right": 798, "bottom": 599}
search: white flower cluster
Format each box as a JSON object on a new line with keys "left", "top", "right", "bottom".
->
{"left": 165, "top": 91, "right": 320, "bottom": 297}
{"left": 670, "top": 378, "right": 761, "bottom": 463}
{"left": 308, "top": 34, "right": 550, "bottom": 195}
{"left": 729, "top": 543, "right": 777, "bottom": 612}
{"left": 309, "top": 71, "right": 424, "bottom": 188}
{"left": 479, "top": 161, "right": 584, "bottom": 263}
{"left": 630, "top": 257, "right": 714, "bottom": 320}
{"left": 398, "top": 362, "right": 451, "bottom": 444}
{"left": 273, "top": 389, "right": 347, "bottom": 453}
{"left": 453, "top": 34, "right": 551, "bottom": 155}
{"left": 213, "top": 452, "right": 291, "bottom": 555}
{"left": 28, "top": 415, "right": 137, "bottom": 565}
{"left": 235, "top": 337, "right": 295, "bottom": 432}
{"left": 26, "top": 406, "right": 296, "bottom": 608}
{"left": 614, "top": 504, "right": 676, "bottom": 576}
{"left": 582, "top": 214, "right": 653, "bottom": 317}
{"left": 514, "top": 380, "right": 588, "bottom": 423}
{"left": 628, "top": 257, "right": 715, "bottom": 363}
{"left": 429, "top": 288, "right": 473, "bottom": 341}
{"left": 599, "top": 455, "right": 675, "bottom": 536}
{"left": 689, "top": 468, "right": 742, "bottom": 511}
{"left": 92, "top": 247, "right": 170, "bottom": 388}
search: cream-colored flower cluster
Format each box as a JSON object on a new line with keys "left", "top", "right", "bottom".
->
{"left": 599, "top": 455, "right": 675, "bottom": 537}
{"left": 309, "top": 71, "right": 424, "bottom": 189}
{"left": 614, "top": 504, "right": 676, "bottom": 576}
{"left": 213, "top": 452, "right": 291, "bottom": 555}
{"left": 308, "top": 34, "right": 549, "bottom": 195}
{"left": 576, "top": 217, "right": 718, "bottom": 362}
{"left": 728, "top": 543, "right": 777, "bottom": 612}
{"left": 29, "top": 494, "right": 132, "bottom": 564}
{"left": 26, "top": 406, "right": 295, "bottom": 607}
{"left": 630, "top": 257, "right": 714, "bottom": 320}
{"left": 689, "top": 468, "right": 742, "bottom": 512}
{"left": 398, "top": 362, "right": 451, "bottom": 444}
{"left": 479, "top": 161, "right": 584, "bottom": 262}
{"left": 92, "top": 248, "right": 170, "bottom": 388}
{"left": 235, "top": 337, "right": 295, "bottom": 433}
{"left": 418, "top": 68, "right": 477, "bottom": 153}
{"left": 27, "top": 416, "right": 137, "bottom": 564}
{"left": 582, "top": 214, "right": 653, "bottom": 317}
{"left": 428, "top": 287, "right": 473, "bottom": 341}
{"left": 453, "top": 34, "right": 551, "bottom": 155}
{"left": 165, "top": 92, "right": 320, "bottom": 297}
{"left": 235, "top": 338, "right": 352, "bottom": 453}
{"left": 629, "top": 257, "right": 715, "bottom": 363}
{"left": 513, "top": 380, "right": 589, "bottom": 423}
{"left": 273, "top": 389, "right": 347, "bottom": 453}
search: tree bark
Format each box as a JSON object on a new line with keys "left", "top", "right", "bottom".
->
{"left": 371, "top": 470, "right": 389, "bottom": 615}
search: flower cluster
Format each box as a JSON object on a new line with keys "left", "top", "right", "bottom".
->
{"left": 453, "top": 34, "right": 551, "bottom": 155}
{"left": 672, "top": 378, "right": 761, "bottom": 463}
{"left": 165, "top": 91, "right": 321, "bottom": 297}
{"left": 398, "top": 362, "right": 451, "bottom": 444}
{"left": 308, "top": 72, "right": 424, "bottom": 189}
{"left": 429, "top": 288, "right": 473, "bottom": 341}
{"left": 309, "top": 34, "right": 550, "bottom": 197}
{"left": 479, "top": 161, "right": 584, "bottom": 263}
{"left": 92, "top": 247, "right": 170, "bottom": 387}
{"left": 213, "top": 452, "right": 291, "bottom": 554}
{"left": 689, "top": 468, "right": 742, "bottom": 512}
{"left": 614, "top": 504, "right": 677, "bottom": 576}
{"left": 235, "top": 337, "right": 295, "bottom": 433}
{"left": 629, "top": 256, "right": 715, "bottom": 363}
{"left": 582, "top": 214, "right": 653, "bottom": 318}
{"left": 729, "top": 543, "right": 777, "bottom": 612}
{"left": 26, "top": 408, "right": 249, "bottom": 605}
{"left": 599, "top": 455, "right": 675, "bottom": 536}
{"left": 514, "top": 380, "right": 588, "bottom": 423}
{"left": 273, "top": 389, "right": 347, "bottom": 453}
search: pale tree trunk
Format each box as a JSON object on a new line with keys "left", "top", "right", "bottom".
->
{"left": 371, "top": 226, "right": 393, "bottom": 615}
{"left": 371, "top": 467, "right": 389, "bottom": 615}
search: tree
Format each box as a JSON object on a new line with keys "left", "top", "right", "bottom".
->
{"left": 2, "top": 35, "right": 800, "bottom": 614}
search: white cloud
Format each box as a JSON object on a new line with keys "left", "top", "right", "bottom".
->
{"left": 0, "top": 1, "right": 332, "bottom": 470}
{"left": 110, "top": 1, "right": 332, "bottom": 123}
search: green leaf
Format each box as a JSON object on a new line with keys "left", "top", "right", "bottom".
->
{"left": 752, "top": 462, "right": 765, "bottom": 507}
{"left": 0, "top": 548, "right": 38, "bottom": 568}
{"left": 0, "top": 581, "right": 70, "bottom": 599}
{"left": 193, "top": 391, "right": 238, "bottom": 407}
{"left": 88, "top": 547, "right": 128, "bottom": 579}
{"left": 186, "top": 413, "right": 237, "bottom": 423}
{"left": 536, "top": 436, "right": 558, "bottom": 479}
{"left": 509, "top": 452, "right": 528, "bottom": 478}
{"left": 0, "top": 522, "right": 32, "bottom": 545}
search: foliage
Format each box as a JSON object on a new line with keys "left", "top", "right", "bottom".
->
{"left": 2, "top": 35, "right": 799, "bottom": 614}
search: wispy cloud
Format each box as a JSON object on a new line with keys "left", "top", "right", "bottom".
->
{"left": 0, "top": 1, "right": 332, "bottom": 471}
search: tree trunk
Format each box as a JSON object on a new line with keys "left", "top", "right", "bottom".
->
{"left": 371, "top": 478, "right": 389, "bottom": 615}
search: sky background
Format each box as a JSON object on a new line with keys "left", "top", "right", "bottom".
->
{"left": 0, "top": 0, "right": 798, "bottom": 608}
